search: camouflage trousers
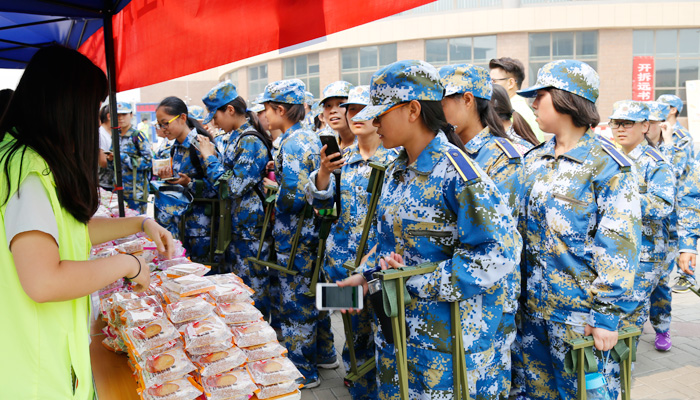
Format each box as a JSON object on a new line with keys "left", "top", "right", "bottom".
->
{"left": 623, "top": 261, "right": 662, "bottom": 332}
{"left": 124, "top": 196, "right": 147, "bottom": 215}
{"left": 512, "top": 316, "right": 621, "bottom": 400}
{"left": 649, "top": 252, "right": 675, "bottom": 334}
{"left": 275, "top": 248, "right": 335, "bottom": 381}
{"left": 183, "top": 235, "right": 211, "bottom": 263}
{"left": 225, "top": 236, "right": 271, "bottom": 321}
{"left": 373, "top": 319, "right": 509, "bottom": 400}
{"left": 342, "top": 306, "right": 378, "bottom": 400}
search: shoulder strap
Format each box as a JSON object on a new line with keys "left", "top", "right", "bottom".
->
{"left": 645, "top": 147, "right": 664, "bottom": 162}
{"left": 170, "top": 143, "right": 205, "bottom": 179}
{"left": 601, "top": 144, "right": 632, "bottom": 171}
{"left": 597, "top": 134, "right": 615, "bottom": 147}
{"left": 239, "top": 130, "right": 273, "bottom": 160}
{"left": 673, "top": 129, "right": 687, "bottom": 139}
{"left": 494, "top": 137, "right": 522, "bottom": 159}
{"left": 445, "top": 148, "right": 480, "bottom": 183}
{"left": 131, "top": 131, "right": 141, "bottom": 156}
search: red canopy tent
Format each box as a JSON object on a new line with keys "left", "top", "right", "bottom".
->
{"left": 0, "top": 0, "right": 433, "bottom": 215}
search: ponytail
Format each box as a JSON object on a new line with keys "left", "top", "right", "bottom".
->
{"left": 511, "top": 111, "right": 540, "bottom": 146}
{"left": 418, "top": 100, "right": 467, "bottom": 154}
{"left": 475, "top": 97, "right": 507, "bottom": 138}
{"left": 185, "top": 116, "right": 214, "bottom": 141}
{"left": 218, "top": 97, "right": 272, "bottom": 150}
{"left": 491, "top": 84, "right": 539, "bottom": 146}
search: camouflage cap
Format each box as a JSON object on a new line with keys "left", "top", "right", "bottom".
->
{"left": 353, "top": 60, "right": 444, "bottom": 122}
{"left": 249, "top": 103, "right": 265, "bottom": 113}
{"left": 116, "top": 101, "right": 133, "bottom": 114}
{"left": 646, "top": 101, "right": 670, "bottom": 122}
{"left": 310, "top": 101, "right": 323, "bottom": 120}
{"left": 340, "top": 85, "right": 371, "bottom": 107}
{"left": 304, "top": 91, "right": 315, "bottom": 106}
{"left": 260, "top": 79, "right": 306, "bottom": 105}
{"left": 656, "top": 94, "right": 683, "bottom": 113}
{"left": 517, "top": 60, "right": 599, "bottom": 103}
{"left": 188, "top": 105, "right": 205, "bottom": 121}
{"left": 438, "top": 64, "right": 493, "bottom": 100}
{"left": 320, "top": 81, "right": 354, "bottom": 104}
{"left": 202, "top": 81, "right": 239, "bottom": 124}
{"left": 609, "top": 100, "right": 649, "bottom": 122}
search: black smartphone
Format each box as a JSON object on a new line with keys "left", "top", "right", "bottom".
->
{"left": 320, "top": 135, "right": 342, "bottom": 163}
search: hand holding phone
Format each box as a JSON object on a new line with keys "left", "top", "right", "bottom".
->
{"left": 315, "top": 283, "right": 363, "bottom": 311}
{"left": 320, "top": 135, "right": 342, "bottom": 163}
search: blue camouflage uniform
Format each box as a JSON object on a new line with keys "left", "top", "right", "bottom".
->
{"left": 201, "top": 81, "right": 273, "bottom": 319}
{"left": 110, "top": 102, "right": 151, "bottom": 214}
{"left": 677, "top": 155, "right": 700, "bottom": 266}
{"left": 261, "top": 79, "right": 335, "bottom": 384}
{"left": 353, "top": 60, "right": 521, "bottom": 400}
{"left": 514, "top": 60, "right": 642, "bottom": 400}
{"left": 439, "top": 64, "right": 523, "bottom": 387}
{"left": 609, "top": 101, "right": 676, "bottom": 333}
{"left": 302, "top": 91, "right": 316, "bottom": 131}
{"left": 307, "top": 85, "right": 398, "bottom": 399}
{"left": 155, "top": 129, "right": 217, "bottom": 260}
{"left": 506, "top": 125, "right": 535, "bottom": 154}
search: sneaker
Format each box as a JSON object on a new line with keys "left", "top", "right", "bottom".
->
{"left": 671, "top": 276, "right": 692, "bottom": 293}
{"left": 297, "top": 376, "right": 321, "bottom": 389}
{"left": 317, "top": 355, "right": 340, "bottom": 369}
{"left": 655, "top": 332, "right": 672, "bottom": 351}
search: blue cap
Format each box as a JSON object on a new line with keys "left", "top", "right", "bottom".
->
{"left": 657, "top": 94, "right": 683, "bottom": 113}
{"left": 609, "top": 100, "right": 649, "bottom": 122}
{"left": 320, "top": 81, "right": 354, "bottom": 104}
{"left": 517, "top": 60, "right": 600, "bottom": 103}
{"left": 353, "top": 60, "right": 444, "bottom": 122}
{"left": 585, "top": 373, "right": 606, "bottom": 390}
{"left": 646, "top": 101, "right": 670, "bottom": 122}
{"left": 260, "top": 79, "right": 306, "bottom": 105}
{"left": 249, "top": 103, "right": 264, "bottom": 113}
{"left": 202, "top": 81, "right": 239, "bottom": 124}
{"left": 304, "top": 91, "right": 315, "bottom": 106}
{"left": 188, "top": 105, "right": 205, "bottom": 121}
{"left": 116, "top": 101, "right": 133, "bottom": 114}
{"left": 340, "top": 86, "right": 371, "bottom": 107}
{"left": 439, "top": 64, "right": 493, "bottom": 100}
{"left": 310, "top": 101, "right": 323, "bottom": 120}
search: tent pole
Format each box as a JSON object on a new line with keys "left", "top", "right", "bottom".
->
{"left": 103, "top": 11, "right": 125, "bottom": 217}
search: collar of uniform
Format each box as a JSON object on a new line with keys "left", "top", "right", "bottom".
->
{"left": 345, "top": 143, "right": 392, "bottom": 165}
{"left": 463, "top": 126, "right": 491, "bottom": 155}
{"left": 178, "top": 128, "right": 198, "bottom": 149}
{"left": 627, "top": 142, "right": 646, "bottom": 161}
{"left": 229, "top": 119, "right": 252, "bottom": 140}
{"left": 395, "top": 131, "right": 447, "bottom": 175}
{"left": 280, "top": 121, "right": 304, "bottom": 143}
{"left": 541, "top": 128, "right": 594, "bottom": 164}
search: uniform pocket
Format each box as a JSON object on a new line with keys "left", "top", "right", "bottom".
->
{"left": 402, "top": 220, "right": 456, "bottom": 262}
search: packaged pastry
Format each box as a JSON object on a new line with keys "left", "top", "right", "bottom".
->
{"left": 209, "top": 284, "right": 254, "bottom": 304}
{"left": 216, "top": 302, "right": 263, "bottom": 325}
{"left": 124, "top": 317, "right": 181, "bottom": 356}
{"left": 248, "top": 358, "right": 303, "bottom": 386}
{"left": 165, "top": 297, "right": 215, "bottom": 324}
{"left": 136, "top": 338, "right": 184, "bottom": 363}
{"left": 162, "top": 274, "right": 215, "bottom": 297}
{"left": 192, "top": 346, "right": 247, "bottom": 377}
{"left": 185, "top": 339, "right": 233, "bottom": 356}
{"left": 116, "top": 237, "right": 148, "bottom": 254}
{"left": 122, "top": 305, "right": 164, "bottom": 327}
{"left": 231, "top": 321, "right": 277, "bottom": 348}
{"left": 183, "top": 316, "right": 232, "bottom": 350}
{"left": 250, "top": 390, "right": 301, "bottom": 400}
{"left": 164, "top": 262, "right": 210, "bottom": 278}
{"left": 140, "top": 376, "right": 203, "bottom": 400}
{"left": 157, "top": 257, "right": 191, "bottom": 270}
{"left": 138, "top": 347, "right": 197, "bottom": 388}
{"left": 255, "top": 380, "right": 302, "bottom": 399}
{"left": 91, "top": 247, "right": 118, "bottom": 259}
{"left": 242, "top": 342, "right": 287, "bottom": 362}
{"left": 119, "top": 295, "right": 161, "bottom": 313}
{"left": 202, "top": 368, "right": 257, "bottom": 400}
{"left": 209, "top": 274, "right": 255, "bottom": 294}
{"left": 152, "top": 157, "right": 173, "bottom": 179}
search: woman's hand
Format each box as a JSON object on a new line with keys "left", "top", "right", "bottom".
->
{"left": 126, "top": 254, "right": 151, "bottom": 292}
{"left": 678, "top": 252, "right": 696, "bottom": 275}
{"left": 337, "top": 274, "right": 369, "bottom": 314}
{"left": 660, "top": 122, "right": 673, "bottom": 143}
{"left": 198, "top": 135, "right": 216, "bottom": 158}
{"left": 155, "top": 166, "right": 174, "bottom": 179}
{"left": 380, "top": 252, "right": 404, "bottom": 270}
{"left": 142, "top": 218, "right": 175, "bottom": 260}
{"left": 584, "top": 324, "right": 618, "bottom": 351}
{"left": 168, "top": 172, "right": 191, "bottom": 187}
{"left": 315, "top": 145, "right": 346, "bottom": 191}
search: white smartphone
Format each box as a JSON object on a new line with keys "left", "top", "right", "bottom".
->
{"left": 315, "top": 283, "right": 363, "bottom": 311}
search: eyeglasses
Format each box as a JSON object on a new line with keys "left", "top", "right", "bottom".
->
{"left": 491, "top": 77, "right": 510, "bottom": 82}
{"left": 156, "top": 115, "right": 180, "bottom": 129}
{"left": 609, "top": 120, "right": 637, "bottom": 129}
{"left": 374, "top": 102, "right": 408, "bottom": 123}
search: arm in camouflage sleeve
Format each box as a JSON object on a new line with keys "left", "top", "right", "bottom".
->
{"left": 225, "top": 136, "right": 269, "bottom": 199}
{"left": 640, "top": 161, "right": 675, "bottom": 220}
{"left": 588, "top": 170, "right": 642, "bottom": 331}
{"left": 407, "top": 170, "right": 521, "bottom": 302}
{"left": 305, "top": 169, "right": 336, "bottom": 210}
{"left": 276, "top": 135, "right": 320, "bottom": 214}
{"left": 678, "top": 157, "right": 700, "bottom": 253}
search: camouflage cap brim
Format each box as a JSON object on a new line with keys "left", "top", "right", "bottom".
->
{"left": 352, "top": 103, "right": 393, "bottom": 122}
{"left": 516, "top": 83, "right": 549, "bottom": 98}
{"left": 203, "top": 111, "right": 214, "bottom": 125}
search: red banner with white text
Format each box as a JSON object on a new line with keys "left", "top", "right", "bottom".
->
{"left": 632, "top": 56, "right": 655, "bottom": 101}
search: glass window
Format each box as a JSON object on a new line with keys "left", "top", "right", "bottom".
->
{"left": 634, "top": 29, "right": 700, "bottom": 117}
{"left": 425, "top": 35, "right": 496, "bottom": 68}
{"left": 282, "top": 54, "right": 321, "bottom": 97}
{"left": 528, "top": 31, "right": 598, "bottom": 85}
{"left": 341, "top": 44, "right": 397, "bottom": 87}
{"left": 248, "top": 64, "right": 268, "bottom": 100}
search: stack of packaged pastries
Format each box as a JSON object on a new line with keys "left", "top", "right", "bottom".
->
{"left": 92, "top": 228, "right": 304, "bottom": 399}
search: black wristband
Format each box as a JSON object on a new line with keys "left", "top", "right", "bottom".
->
{"left": 124, "top": 253, "right": 142, "bottom": 280}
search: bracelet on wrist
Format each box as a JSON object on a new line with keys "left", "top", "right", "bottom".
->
{"left": 140, "top": 217, "right": 153, "bottom": 232}
{"left": 124, "top": 253, "right": 142, "bottom": 280}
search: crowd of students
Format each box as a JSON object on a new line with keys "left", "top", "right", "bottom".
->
{"left": 99, "top": 55, "right": 699, "bottom": 400}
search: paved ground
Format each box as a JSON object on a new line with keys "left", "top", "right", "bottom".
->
{"left": 306, "top": 273, "right": 700, "bottom": 400}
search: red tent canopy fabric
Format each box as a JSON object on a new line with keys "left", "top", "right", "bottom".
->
{"left": 79, "top": 0, "right": 432, "bottom": 91}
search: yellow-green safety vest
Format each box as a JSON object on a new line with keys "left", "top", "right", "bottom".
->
{"left": 0, "top": 134, "right": 94, "bottom": 399}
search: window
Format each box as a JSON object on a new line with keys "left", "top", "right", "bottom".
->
{"left": 425, "top": 35, "right": 497, "bottom": 68}
{"left": 634, "top": 29, "right": 700, "bottom": 117}
{"left": 248, "top": 64, "right": 268, "bottom": 100}
{"left": 283, "top": 53, "right": 320, "bottom": 97}
{"left": 341, "top": 44, "right": 397, "bottom": 86}
{"left": 528, "top": 31, "right": 598, "bottom": 86}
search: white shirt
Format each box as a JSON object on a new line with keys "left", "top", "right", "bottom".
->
{"left": 4, "top": 174, "right": 58, "bottom": 249}
{"left": 99, "top": 125, "right": 112, "bottom": 151}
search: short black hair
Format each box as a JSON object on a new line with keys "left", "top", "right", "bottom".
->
{"left": 489, "top": 57, "right": 526, "bottom": 89}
